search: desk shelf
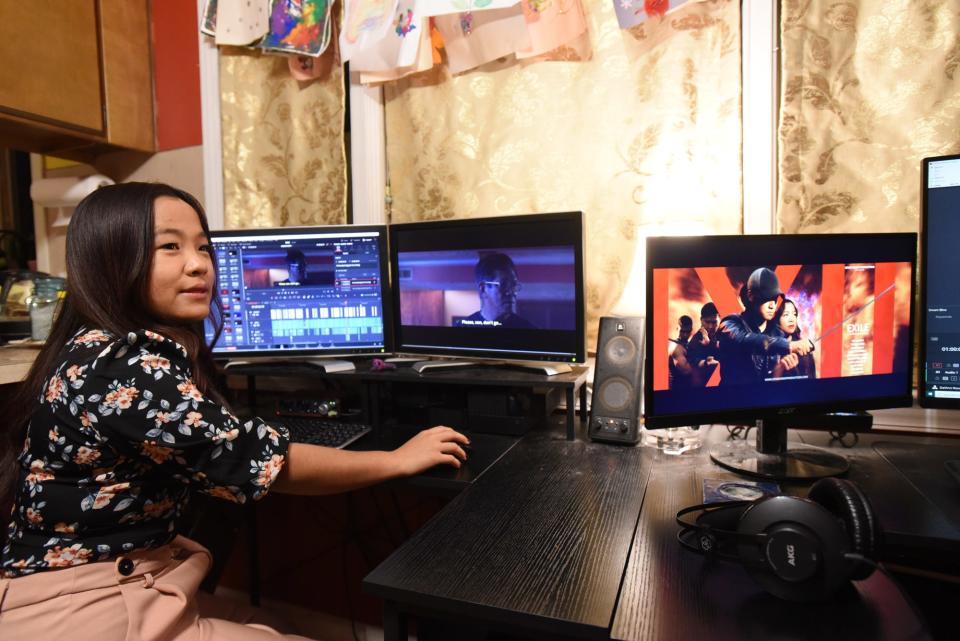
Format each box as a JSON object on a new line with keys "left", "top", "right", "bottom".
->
{"left": 224, "top": 361, "right": 590, "bottom": 441}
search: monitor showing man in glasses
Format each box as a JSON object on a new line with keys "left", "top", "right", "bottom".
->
{"left": 455, "top": 251, "right": 537, "bottom": 329}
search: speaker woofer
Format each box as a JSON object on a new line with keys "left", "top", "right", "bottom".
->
{"left": 604, "top": 335, "right": 637, "bottom": 366}
{"left": 597, "top": 376, "right": 632, "bottom": 412}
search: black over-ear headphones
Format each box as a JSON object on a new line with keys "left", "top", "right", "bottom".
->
{"left": 676, "top": 477, "right": 881, "bottom": 602}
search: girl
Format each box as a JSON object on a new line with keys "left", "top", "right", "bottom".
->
{"left": 773, "top": 298, "right": 817, "bottom": 379}
{"left": 0, "top": 183, "right": 469, "bottom": 640}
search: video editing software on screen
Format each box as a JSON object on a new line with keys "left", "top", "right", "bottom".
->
{"left": 205, "top": 229, "right": 387, "bottom": 356}
{"left": 646, "top": 234, "right": 915, "bottom": 424}
{"left": 922, "top": 155, "right": 960, "bottom": 404}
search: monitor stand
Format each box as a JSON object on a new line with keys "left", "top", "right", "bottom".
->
{"left": 302, "top": 358, "right": 356, "bottom": 373}
{"left": 224, "top": 357, "right": 356, "bottom": 373}
{"left": 410, "top": 359, "right": 573, "bottom": 376}
{"left": 501, "top": 361, "right": 573, "bottom": 376}
{"left": 709, "top": 417, "right": 849, "bottom": 481}
{"left": 411, "top": 360, "right": 477, "bottom": 374}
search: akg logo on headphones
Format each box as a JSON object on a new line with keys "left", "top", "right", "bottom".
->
{"left": 785, "top": 543, "right": 796, "bottom": 567}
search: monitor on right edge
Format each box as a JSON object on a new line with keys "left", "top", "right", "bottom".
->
{"left": 920, "top": 154, "right": 960, "bottom": 408}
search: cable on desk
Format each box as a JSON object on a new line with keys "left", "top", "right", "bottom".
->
{"left": 726, "top": 424, "right": 754, "bottom": 440}
{"left": 830, "top": 431, "right": 859, "bottom": 447}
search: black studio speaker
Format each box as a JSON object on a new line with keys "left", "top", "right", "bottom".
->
{"left": 589, "top": 316, "right": 644, "bottom": 444}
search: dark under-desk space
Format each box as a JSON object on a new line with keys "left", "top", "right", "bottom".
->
{"left": 363, "top": 437, "right": 651, "bottom": 641}
{"left": 362, "top": 363, "right": 590, "bottom": 440}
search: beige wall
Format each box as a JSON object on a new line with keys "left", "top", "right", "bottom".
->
{"left": 94, "top": 145, "right": 205, "bottom": 206}
{"left": 33, "top": 145, "right": 204, "bottom": 276}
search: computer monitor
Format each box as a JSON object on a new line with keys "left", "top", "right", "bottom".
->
{"left": 389, "top": 212, "right": 586, "bottom": 368}
{"left": 204, "top": 225, "right": 391, "bottom": 362}
{"left": 644, "top": 233, "right": 916, "bottom": 480}
{"left": 920, "top": 154, "right": 960, "bottom": 408}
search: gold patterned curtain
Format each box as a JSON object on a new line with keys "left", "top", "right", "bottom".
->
{"left": 219, "top": 47, "right": 347, "bottom": 229}
{"left": 778, "top": 0, "right": 960, "bottom": 233}
{"left": 383, "top": 0, "right": 743, "bottom": 351}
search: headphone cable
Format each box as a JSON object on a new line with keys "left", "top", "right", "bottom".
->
{"left": 844, "top": 554, "right": 930, "bottom": 641}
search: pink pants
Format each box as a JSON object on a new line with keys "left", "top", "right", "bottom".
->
{"left": 0, "top": 536, "right": 316, "bottom": 641}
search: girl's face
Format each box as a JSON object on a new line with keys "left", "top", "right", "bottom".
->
{"left": 779, "top": 302, "right": 798, "bottom": 335}
{"left": 760, "top": 299, "right": 779, "bottom": 321}
{"left": 146, "top": 197, "right": 214, "bottom": 325}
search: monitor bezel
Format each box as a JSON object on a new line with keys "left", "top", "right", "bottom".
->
{"left": 919, "top": 153, "right": 960, "bottom": 409}
{"left": 388, "top": 211, "right": 587, "bottom": 364}
{"left": 207, "top": 224, "right": 393, "bottom": 359}
{"left": 643, "top": 232, "right": 917, "bottom": 429}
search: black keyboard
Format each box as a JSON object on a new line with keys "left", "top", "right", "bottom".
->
{"left": 275, "top": 417, "right": 372, "bottom": 449}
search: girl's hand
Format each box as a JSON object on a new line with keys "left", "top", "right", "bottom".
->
{"left": 391, "top": 426, "right": 470, "bottom": 476}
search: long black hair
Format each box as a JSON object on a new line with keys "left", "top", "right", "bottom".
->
{"left": 1, "top": 182, "right": 225, "bottom": 506}
{"left": 774, "top": 297, "right": 803, "bottom": 340}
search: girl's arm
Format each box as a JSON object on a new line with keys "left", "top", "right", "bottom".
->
{"left": 271, "top": 425, "right": 470, "bottom": 495}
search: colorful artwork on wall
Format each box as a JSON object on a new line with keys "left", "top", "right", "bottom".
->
{"left": 613, "top": 0, "right": 689, "bottom": 29}
{"left": 260, "top": 0, "right": 335, "bottom": 56}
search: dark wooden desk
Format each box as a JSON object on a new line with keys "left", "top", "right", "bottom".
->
{"left": 797, "top": 431, "right": 960, "bottom": 572}
{"left": 364, "top": 426, "right": 960, "bottom": 641}
{"left": 610, "top": 436, "right": 934, "bottom": 641}
{"left": 364, "top": 434, "right": 651, "bottom": 641}
{"left": 355, "top": 424, "right": 520, "bottom": 494}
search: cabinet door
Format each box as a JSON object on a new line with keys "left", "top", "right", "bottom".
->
{"left": 0, "top": 2, "right": 104, "bottom": 134}
{"left": 100, "top": 0, "right": 154, "bottom": 151}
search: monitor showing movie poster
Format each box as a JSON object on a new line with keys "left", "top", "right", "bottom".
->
{"left": 644, "top": 233, "right": 916, "bottom": 428}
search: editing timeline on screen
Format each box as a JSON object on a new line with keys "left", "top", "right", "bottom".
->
{"left": 204, "top": 226, "right": 390, "bottom": 357}
{"left": 921, "top": 154, "right": 960, "bottom": 408}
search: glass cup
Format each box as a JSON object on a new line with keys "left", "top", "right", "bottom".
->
{"left": 642, "top": 425, "right": 703, "bottom": 455}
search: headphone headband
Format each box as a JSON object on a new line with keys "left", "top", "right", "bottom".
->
{"left": 676, "top": 500, "right": 770, "bottom": 559}
{"left": 676, "top": 500, "right": 751, "bottom": 529}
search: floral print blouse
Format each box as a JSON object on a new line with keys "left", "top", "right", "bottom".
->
{"left": 1, "top": 328, "right": 290, "bottom": 577}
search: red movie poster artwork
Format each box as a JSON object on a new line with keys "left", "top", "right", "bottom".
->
{"left": 652, "top": 263, "right": 912, "bottom": 391}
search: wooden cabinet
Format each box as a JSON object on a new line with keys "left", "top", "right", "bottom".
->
{"left": 0, "top": 0, "right": 155, "bottom": 159}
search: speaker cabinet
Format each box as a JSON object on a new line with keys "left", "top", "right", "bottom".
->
{"left": 589, "top": 316, "right": 644, "bottom": 444}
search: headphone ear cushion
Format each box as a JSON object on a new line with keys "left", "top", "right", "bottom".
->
{"left": 807, "top": 478, "right": 881, "bottom": 581}
{"left": 736, "top": 495, "right": 844, "bottom": 601}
